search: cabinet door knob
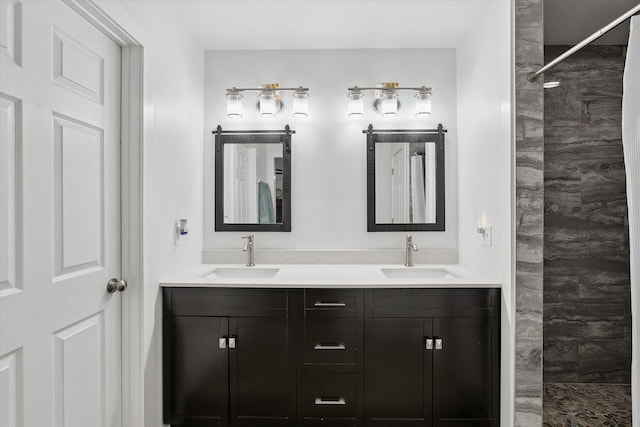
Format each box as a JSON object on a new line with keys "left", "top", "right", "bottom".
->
{"left": 219, "top": 337, "right": 227, "bottom": 349}
{"left": 425, "top": 338, "right": 434, "bottom": 350}
{"left": 229, "top": 336, "right": 237, "bottom": 349}
{"left": 435, "top": 338, "right": 443, "bottom": 350}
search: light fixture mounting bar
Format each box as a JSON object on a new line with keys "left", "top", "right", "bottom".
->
{"left": 347, "top": 86, "right": 432, "bottom": 92}
{"left": 227, "top": 87, "right": 309, "bottom": 93}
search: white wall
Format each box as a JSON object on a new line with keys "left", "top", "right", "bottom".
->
{"left": 92, "top": 2, "right": 204, "bottom": 426}
{"left": 455, "top": 2, "right": 513, "bottom": 425}
{"left": 204, "top": 49, "right": 458, "bottom": 254}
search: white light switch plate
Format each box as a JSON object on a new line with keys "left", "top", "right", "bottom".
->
{"left": 480, "top": 226, "right": 492, "bottom": 246}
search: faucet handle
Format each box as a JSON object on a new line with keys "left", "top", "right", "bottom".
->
{"left": 406, "top": 234, "right": 418, "bottom": 251}
{"left": 241, "top": 235, "right": 254, "bottom": 241}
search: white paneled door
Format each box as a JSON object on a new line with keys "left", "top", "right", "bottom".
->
{"left": 0, "top": 1, "right": 122, "bottom": 426}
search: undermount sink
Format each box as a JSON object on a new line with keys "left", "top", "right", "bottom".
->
{"left": 205, "top": 267, "right": 280, "bottom": 279}
{"left": 380, "top": 267, "right": 458, "bottom": 280}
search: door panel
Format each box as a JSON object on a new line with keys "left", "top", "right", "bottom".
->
{"left": 52, "top": 26, "right": 104, "bottom": 103}
{"left": 0, "top": 348, "right": 21, "bottom": 426}
{"left": 230, "top": 317, "right": 296, "bottom": 426}
{"left": 432, "top": 318, "right": 498, "bottom": 427}
{"left": 54, "top": 314, "right": 105, "bottom": 427}
{"left": 53, "top": 113, "right": 105, "bottom": 278}
{"left": 0, "top": 0, "right": 21, "bottom": 66}
{"left": 0, "top": 93, "right": 19, "bottom": 296}
{"left": 166, "top": 316, "right": 229, "bottom": 426}
{"left": 0, "top": 2, "right": 122, "bottom": 426}
{"left": 364, "top": 318, "right": 432, "bottom": 427}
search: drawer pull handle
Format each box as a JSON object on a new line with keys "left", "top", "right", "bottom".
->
{"left": 314, "top": 343, "right": 346, "bottom": 350}
{"left": 314, "top": 302, "right": 346, "bottom": 307}
{"left": 314, "top": 397, "right": 346, "bottom": 405}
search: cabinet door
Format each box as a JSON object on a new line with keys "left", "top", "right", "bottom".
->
{"left": 432, "top": 318, "right": 499, "bottom": 427}
{"left": 229, "top": 317, "right": 296, "bottom": 426}
{"left": 164, "top": 316, "right": 229, "bottom": 426}
{"left": 364, "top": 318, "right": 432, "bottom": 427}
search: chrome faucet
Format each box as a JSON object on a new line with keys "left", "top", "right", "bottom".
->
{"left": 241, "top": 235, "right": 255, "bottom": 267}
{"left": 405, "top": 235, "right": 418, "bottom": 267}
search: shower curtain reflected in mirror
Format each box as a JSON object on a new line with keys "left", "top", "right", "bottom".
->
{"left": 410, "top": 154, "right": 426, "bottom": 223}
{"left": 622, "top": 14, "right": 639, "bottom": 427}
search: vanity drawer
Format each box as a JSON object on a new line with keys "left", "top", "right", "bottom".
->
{"left": 301, "top": 318, "right": 363, "bottom": 368}
{"left": 164, "top": 287, "right": 290, "bottom": 317}
{"left": 367, "top": 288, "right": 500, "bottom": 318}
{"left": 304, "top": 289, "right": 363, "bottom": 318}
{"left": 300, "top": 373, "right": 362, "bottom": 422}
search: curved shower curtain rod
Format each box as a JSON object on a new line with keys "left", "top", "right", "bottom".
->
{"left": 528, "top": 3, "right": 640, "bottom": 82}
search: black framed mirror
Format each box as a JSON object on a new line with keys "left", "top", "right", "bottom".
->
{"left": 366, "top": 124, "right": 446, "bottom": 232}
{"left": 214, "top": 125, "right": 292, "bottom": 232}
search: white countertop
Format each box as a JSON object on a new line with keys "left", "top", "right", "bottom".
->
{"left": 160, "top": 264, "right": 501, "bottom": 288}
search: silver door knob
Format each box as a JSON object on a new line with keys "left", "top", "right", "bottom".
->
{"left": 107, "top": 278, "right": 127, "bottom": 293}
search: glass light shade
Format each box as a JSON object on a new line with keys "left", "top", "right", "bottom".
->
{"left": 414, "top": 94, "right": 432, "bottom": 117}
{"left": 348, "top": 92, "right": 364, "bottom": 117}
{"left": 259, "top": 92, "right": 278, "bottom": 118}
{"left": 380, "top": 92, "right": 398, "bottom": 117}
{"left": 226, "top": 93, "right": 244, "bottom": 118}
{"left": 292, "top": 92, "right": 309, "bottom": 118}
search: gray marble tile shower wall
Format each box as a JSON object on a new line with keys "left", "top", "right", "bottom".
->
{"left": 543, "top": 45, "right": 632, "bottom": 384}
{"left": 515, "top": 0, "right": 545, "bottom": 424}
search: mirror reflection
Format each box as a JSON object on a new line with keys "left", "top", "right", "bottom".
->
{"left": 366, "top": 125, "right": 445, "bottom": 232}
{"left": 375, "top": 142, "right": 436, "bottom": 224}
{"left": 215, "top": 126, "right": 292, "bottom": 232}
{"left": 223, "top": 143, "right": 283, "bottom": 224}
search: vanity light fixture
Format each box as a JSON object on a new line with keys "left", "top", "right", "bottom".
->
{"left": 258, "top": 90, "right": 280, "bottom": 118}
{"left": 225, "top": 84, "right": 310, "bottom": 118}
{"left": 226, "top": 89, "right": 244, "bottom": 118}
{"left": 414, "top": 86, "right": 432, "bottom": 117}
{"left": 375, "top": 90, "right": 399, "bottom": 117}
{"left": 347, "top": 84, "right": 433, "bottom": 118}
{"left": 347, "top": 88, "right": 365, "bottom": 117}
{"left": 292, "top": 87, "right": 309, "bottom": 117}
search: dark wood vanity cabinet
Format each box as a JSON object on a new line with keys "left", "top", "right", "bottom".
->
{"left": 163, "top": 288, "right": 297, "bottom": 427}
{"left": 365, "top": 289, "right": 501, "bottom": 427}
{"left": 163, "top": 287, "right": 500, "bottom": 427}
{"left": 297, "top": 289, "right": 365, "bottom": 426}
